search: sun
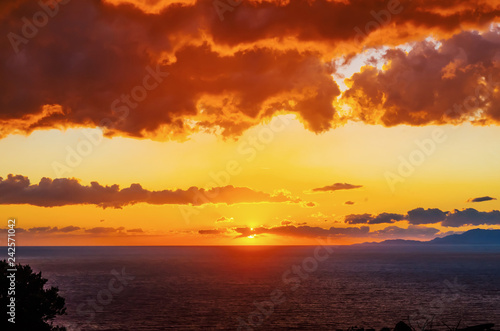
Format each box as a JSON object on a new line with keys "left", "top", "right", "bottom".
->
{"left": 247, "top": 228, "right": 255, "bottom": 239}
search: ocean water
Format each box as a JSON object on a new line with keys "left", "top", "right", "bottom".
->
{"left": 16, "top": 246, "right": 500, "bottom": 330}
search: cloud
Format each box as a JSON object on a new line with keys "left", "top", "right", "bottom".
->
{"left": 343, "top": 207, "right": 500, "bottom": 227}
{"left": 198, "top": 229, "right": 227, "bottom": 235}
{"left": 371, "top": 225, "right": 441, "bottom": 239}
{"left": 233, "top": 225, "right": 370, "bottom": 239}
{"left": 15, "top": 226, "right": 82, "bottom": 234}
{"left": 303, "top": 201, "right": 317, "bottom": 207}
{"left": 27, "top": 226, "right": 57, "bottom": 233}
{"left": 467, "top": 196, "right": 497, "bottom": 203}
{"left": 215, "top": 216, "right": 233, "bottom": 223}
{"left": 5, "top": 226, "right": 87, "bottom": 234}
{"left": 85, "top": 226, "right": 125, "bottom": 234}
{"left": 407, "top": 208, "right": 447, "bottom": 225}
{"left": 279, "top": 219, "right": 307, "bottom": 226}
{"left": 311, "top": 183, "right": 363, "bottom": 192}
{"left": 0, "top": 225, "right": 143, "bottom": 237}
{"left": 344, "top": 213, "right": 372, "bottom": 224}
{"left": 345, "top": 212, "right": 406, "bottom": 224}
{"left": 442, "top": 208, "right": 500, "bottom": 227}
{"left": 342, "top": 31, "right": 500, "bottom": 127}
{"left": 2, "top": 1, "right": 500, "bottom": 140}
{"left": 127, "top": 228, "right": 144, "bottom": 233}
{"left": 311, "top": 212, "right": 329, "bottom": 219}
{"left": 198, "top": 204, "right": 500, "bottom": 239}
{"left": 0, "top": 174, "right": 302, "bottom": 208}
{"left": 2, "top": 227, "right": 27, "bottom": 233}
{"left": 200, "top": 206, "right": 500, "bottom": 240}
{"left": 198, "top": 223, "right": 440, "bottom": 240}
{"left": 59, "top": 226, "right": 82, "bottom": 232}
{"left": 408, "top": 207, "right": 500, "bottom": 227}
{"left": 0, "top": 0, "right": 340, "bottom": 139}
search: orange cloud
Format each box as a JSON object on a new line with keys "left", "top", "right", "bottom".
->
{"left": 215, "top": 216, "right": 234, "bottom": 223}
{"left": 2, "top": 0, "right": 500, "bottom": 140}
{"left": 342, "top": 31, "right": 500, "bottom": 126}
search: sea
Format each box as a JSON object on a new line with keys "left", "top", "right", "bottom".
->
{"left": 15, "top": 245, "right": 500, "bottom": 330}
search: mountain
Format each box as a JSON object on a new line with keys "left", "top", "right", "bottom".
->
{"left": 359, "top": 229, "right": 500, "bottom": 246}
{"left": 359, "top": 239, "right": 423, "bottom": 245}
{"left": 428, "top": 228, "right": 500, "bottom": 245}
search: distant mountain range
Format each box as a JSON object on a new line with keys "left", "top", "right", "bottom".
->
{"left": 361, "top": 229, "right": 500, "bottom": 245}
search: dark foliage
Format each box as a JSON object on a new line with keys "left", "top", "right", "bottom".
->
{"left": 0, "top": 260, "right": 66, "bottom": 330}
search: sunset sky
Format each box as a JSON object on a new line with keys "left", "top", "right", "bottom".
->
{"left": 1, "top": 0, "right": 500, "bottom": 245}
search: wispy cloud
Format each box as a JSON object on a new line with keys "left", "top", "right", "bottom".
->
{"left": 311, "top": 183, "right": 363, "bottom": 193}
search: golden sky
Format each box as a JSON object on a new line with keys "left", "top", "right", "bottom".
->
{"left": 1, "top": 0, "right": 500, "bottom": 245}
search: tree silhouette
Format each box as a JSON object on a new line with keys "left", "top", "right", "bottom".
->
{"left": 0, "top": 260, "right": 66, "bottom": 330}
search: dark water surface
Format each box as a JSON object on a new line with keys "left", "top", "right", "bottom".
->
{"left": 16, "top": 246, "right": 500, "bottom": 330}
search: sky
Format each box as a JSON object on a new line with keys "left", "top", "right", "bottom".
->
{"left": 1, "top": 0, "right": 500, "bottom": 245}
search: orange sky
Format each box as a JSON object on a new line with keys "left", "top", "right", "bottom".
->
{"left": 1, "top": 0, "right": 500, "bottom": 245}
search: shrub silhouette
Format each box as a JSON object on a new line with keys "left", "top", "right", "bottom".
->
{"left": 0, "top": 260, "right": 66, "bottom": 330}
